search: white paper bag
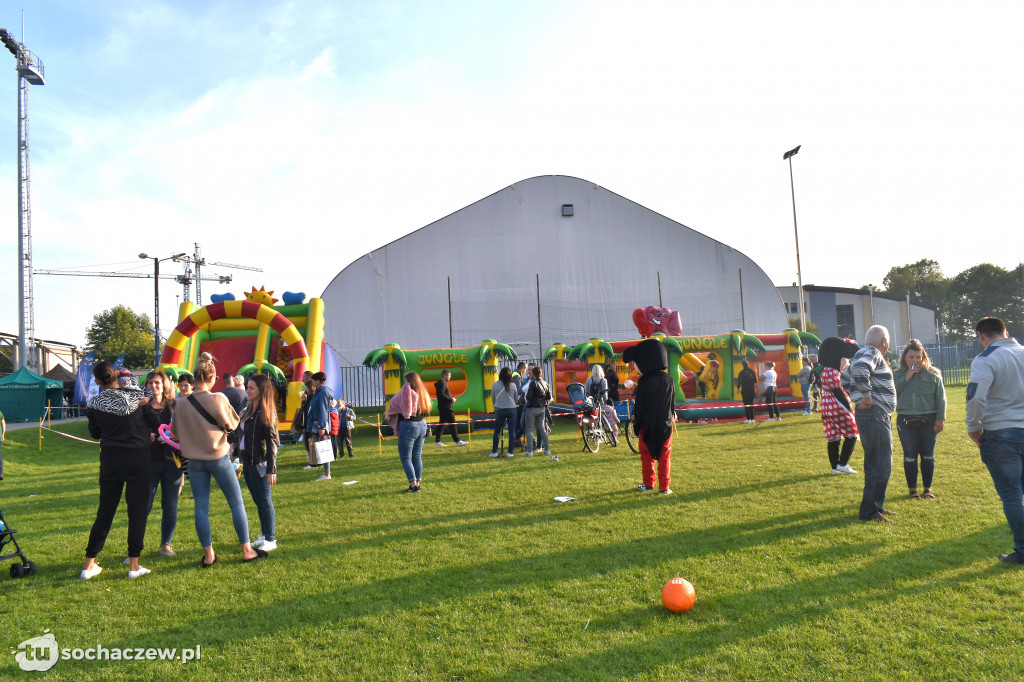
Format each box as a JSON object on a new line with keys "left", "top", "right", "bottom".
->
{"left": 313, "top": 438, "right": 335, "bottom": 464}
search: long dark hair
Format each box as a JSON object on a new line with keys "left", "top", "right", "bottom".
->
{"left": 247, "top": 374, "right": 277, "bottom": 428}
{"left": 499, "top": 366, "right": 512, "bottom": 393}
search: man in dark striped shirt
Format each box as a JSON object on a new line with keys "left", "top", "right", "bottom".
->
{"left": 849, "top": 325, "right": 897, "bottom": 522}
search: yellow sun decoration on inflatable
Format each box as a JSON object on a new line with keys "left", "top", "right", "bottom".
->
{"left": 245, "top": 286, "right": 278, "bottom": 306}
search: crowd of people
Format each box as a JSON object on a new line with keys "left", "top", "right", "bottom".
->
{"left": 69, "top": 313, "right": 1024, "bottom": 576}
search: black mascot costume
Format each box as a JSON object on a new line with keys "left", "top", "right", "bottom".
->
{"left": 815, "top": 337, "right": 860, "bottom": 474}
{"left": 622, "top": 339, "right": 676, "bottom": 493}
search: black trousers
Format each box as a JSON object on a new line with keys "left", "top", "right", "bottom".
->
{"left": 434, "top": 407, "right": 459, "bottom": 443}
{"left": 85, "top": 451, "right": 150, "bottom": 558}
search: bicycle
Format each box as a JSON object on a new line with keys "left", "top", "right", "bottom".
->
{"left": 567, "top": 382, "right": 618, "bottom": 452}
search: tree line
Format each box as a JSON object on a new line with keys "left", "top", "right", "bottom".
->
{"left": 872, "top": 259, "right": 1023, "bottom": 342}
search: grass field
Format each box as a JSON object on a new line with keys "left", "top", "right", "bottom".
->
{"left": 1, "top": 386, "right": 1022, "bottom": 680}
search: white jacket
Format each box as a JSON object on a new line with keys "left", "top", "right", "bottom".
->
{"left": 966, "top": 337, "right": 1024, "bottom": 433}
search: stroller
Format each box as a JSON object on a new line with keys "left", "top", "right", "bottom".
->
{"left": 566, "top": 382, "right": 617, "bottom": 452}
{"left": 0, "top": 508, "right": 35, "bottom": 578}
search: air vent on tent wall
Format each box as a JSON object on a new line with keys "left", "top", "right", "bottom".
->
{"left": 561, "top": 204, "right": 573, "bottom": 217}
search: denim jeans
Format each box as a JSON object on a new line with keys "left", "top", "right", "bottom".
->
{"left": 524, "top": 407, "right": 549, "bottom": 452}
{"left": 146, "top": 461, "right": 183, "bottom": 547}
{"left": 857, "top": 405, "right": 893, "bottom": 520}
{"left": 492, "top": 408, "right": 518, "bottom": 454}
{"left": 897, "top": 414, "right": 937, "bottom": 490}
{"left": 242, "top": 460, "right": 276, "bottom": 542}
{"left": 980, "top": 428, "right": 1024, "bottom": 555}
{"left": 398, "top": 418, "right": 428, "bottom": 482}
{"left": 188, "top": 455, "right": 251, "bottom": 548}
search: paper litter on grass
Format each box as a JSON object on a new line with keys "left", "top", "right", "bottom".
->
{"left": 553, "top": 496, "right": 576, "bottom": 502}
{"left": 343, "top": 480, "right": 359, "bottom": 485}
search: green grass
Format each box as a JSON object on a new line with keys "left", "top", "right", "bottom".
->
{"left": 1, "top": 387, "right": 1022, "bottom": 680}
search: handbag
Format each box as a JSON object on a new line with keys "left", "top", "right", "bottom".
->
{"left": 313, "top": 436, "right": 335, "bottom": 464}
{"left": 188, "top": 395, "right": 237, "bottom": 445}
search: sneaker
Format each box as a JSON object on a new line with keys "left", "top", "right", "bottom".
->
{"left": 836, "top": 464, "right": 857, "bottom": 474}
{"left": 866, "top": 513, "right": 891, "bottom": 523}
{"left": 524, "top": 451, "right": 535, "bottom": 456}
{"left": 489, "top": 452, "right": 500, "bottom": 457}
{"left": 122, "top": 556, "right": 131, "bottom": 565}
{"left": 251, "top": 535, "right": 265, "bottom": 548}
{"left": 434, "top": 441, "right": 447, "bottom": 447}
{"left": 80, "top": 565, "right": 103, "bottom": 580}
{"left": 455, "top": 441, "right": 469, "bottom": 446}
{"left": 637, "top": 484, "right": 654, "bottom": 491}
{"left": 832, "top": 469, "right": 839, "bottom": 475}
{"left": 260, "top": 540, "right": 278, "bottom": 552}
{"left": 127, "top": 566, "right": 151, "bottom": 579}
{"left": 551, "top": 456, "right": 559, "bottom": 461}
{"left": 160, "top": 547, "right": 177, "bottom": 557}
{"left": 506, "top": 452, "right": 514, "bottom": 458}
{"left": 544, "top": 450, "right": 551, "bottom": 455}
{"left": 659, "top": 489, "right": 673, "bottom": 495}
{"left": 999, "top": 551, "right": 1024, "bottom": 564}
{"left": 316, "top": 474, "right": 332, "bottom": 481}
{"left": 303, "top": 465, "right": 316, "bottom": 470}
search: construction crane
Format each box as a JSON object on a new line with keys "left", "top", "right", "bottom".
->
{"left": 187, "top": 243, "right": 262, "bottom": 304}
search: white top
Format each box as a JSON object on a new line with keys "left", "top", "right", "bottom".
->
{"left": 761, "top": 369, "right": 777, "bottom": 388}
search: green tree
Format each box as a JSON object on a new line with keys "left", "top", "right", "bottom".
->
{"left": 943, "top": 264, "right": 1024, "bottom": 341}
{"left": 882, "top": 259, "right": 949, "bottom": 312}
{"left": 788, "top": 316, "right": 820, "bottom": 336}
{"left": 84, "top": 305, "right": 157, "bottom": 369}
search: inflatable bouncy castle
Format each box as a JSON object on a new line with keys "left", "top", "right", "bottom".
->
{"left": 546, "top": 328, "right": 821, "bottom": 420}
{"left": 157, "top": 287, "right": 325, "bottom": 428}
{"left": 363, "top": 339, "right": 517, "bottom": 415}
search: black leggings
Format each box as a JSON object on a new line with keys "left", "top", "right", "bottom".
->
{"left": 827, "top": 438, "right": 858, "bottom": 470}
{"left": 764, "top": 386, "right": 780, "bottom": 418}
{"left": 85, "top": 453, "right": 150, "bottom": 559}
{"left": 742, "top": 394, "right": 755, "bottom": 420}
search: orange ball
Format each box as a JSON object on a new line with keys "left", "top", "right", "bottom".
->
{"left": 662, "top": 577, "right": 696, "bottom": 613}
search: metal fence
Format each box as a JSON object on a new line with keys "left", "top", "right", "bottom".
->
{"left": 923, "top": 342, "right": 978, "bottom": 386}
{"left": 336, "top": 366, "right": 386, "bottom": 407}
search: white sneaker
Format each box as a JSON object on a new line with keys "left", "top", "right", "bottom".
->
{"left": 260, "top": 540, "right": 277, "bottom": 552}
{"left": 127, "top": 566, "right": 151, "bottom": 579}
{"left": 80, "top": 565, "right": 103, "bottom": 580}
{"left": 251, "top": 535, "right": 265, "bottom": 548}
{"left": 303, "top": 465, "right": 316, "bottom": 470}
{"left": 544, "top": 450, "right": 551, "bottom": 455}
{"left": 122, "top": 556, "right": 131, "bottom": 565}
{"left": 455, "top": 441, "right": 469, "bottom": 446}
{"left": 832, "top": 469, "right": 839, "bottom": 475}
{"left": 316, "top": 474, "right": 332, "bottom": 481}
{"left": 836, "top": 464, "right": 857, "bottom": 474}
{"left": 434, "top": 441, "right": 447, "bottom": 447}
{"left": 506, "top": 452, "right": 514, "bottom": 458}
{"left": 524, "top": 451, "right": 534, "bottom": 456}
{"left": 489, "top": 452, "right": 500, "bottom": 458}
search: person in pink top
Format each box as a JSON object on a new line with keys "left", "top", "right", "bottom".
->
{"left": 387, "top": 372, "right": 432, "bottom": 493}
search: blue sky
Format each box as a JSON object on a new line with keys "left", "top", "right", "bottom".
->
{"left": 0, "top": 0, "right": 1021, "bottom": 349}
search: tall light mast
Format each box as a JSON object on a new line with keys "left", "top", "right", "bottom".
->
{"left": 0, "top": 25, "right": 44, "bottom": 370}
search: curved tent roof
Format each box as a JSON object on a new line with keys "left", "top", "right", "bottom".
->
{"left": 323, "top": 175, "right": 787, "bottom": 365}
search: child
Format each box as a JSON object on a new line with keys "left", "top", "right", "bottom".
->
{"left": 622, "top": 339, "right": 676, "bottom": 494}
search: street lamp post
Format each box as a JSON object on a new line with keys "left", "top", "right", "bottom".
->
{"left": 906, "top": 290, "right": 913, "bottom": 342}
{"left": 868, "top": 284, "right": 875, "bottom": 326}
{"left": 783, "top": 145, "right": 806, "bottom": 333}
{"left": 140, "top": 252, "right": 185, "bottom": 368}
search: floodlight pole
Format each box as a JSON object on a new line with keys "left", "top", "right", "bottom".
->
{"left": 783, "top": 145, "right": 806, "bottom": 333}
{"left": 140, "top": 252, "right": 186, "bottom": 368}
{"left": 1, "top": 25, "right": 44, "bottom": 371}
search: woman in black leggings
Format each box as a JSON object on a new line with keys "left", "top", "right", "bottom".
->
{"left": 761, "top": 361, "right": 782, "bottom": 421}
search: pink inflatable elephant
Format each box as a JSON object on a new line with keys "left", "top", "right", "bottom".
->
{"left": 633, "top": 306, "right": 683, "bottom": 338}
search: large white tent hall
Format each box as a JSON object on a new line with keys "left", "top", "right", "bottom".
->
{"left": 323, "top": 175, "right": 788, "bottom": 366}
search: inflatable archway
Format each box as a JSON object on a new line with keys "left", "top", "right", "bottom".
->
{"left": 159, "top": 295, "right": 317, "bottom": 426}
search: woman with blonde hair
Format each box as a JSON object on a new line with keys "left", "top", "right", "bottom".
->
{"left": 894, "top": 339, "right": 946, "bottom": 500}
{"left": 142, "top": 369, "right": 182, "bottom": 558}
{"left": 175, "top": 352, "right": 266, "bottom": 566}
{"left": 387, "top": 371, "right": 432, "bottom": 492}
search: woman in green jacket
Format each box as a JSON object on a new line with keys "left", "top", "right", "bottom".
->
{"left": 894, "top": 340, "right": 946, "bottom": 500}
